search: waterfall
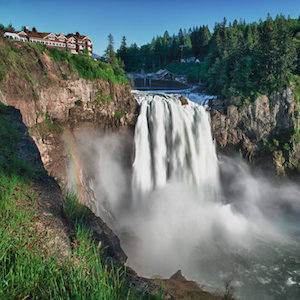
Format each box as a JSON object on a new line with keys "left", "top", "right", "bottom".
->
{"left": 132, "top": 92, "right": 219, "bottom": 203}
{"left": 68, "top": 91, "right": 300, "bottom": 300}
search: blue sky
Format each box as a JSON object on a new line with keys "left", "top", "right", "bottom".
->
{"left": 0, "top": 0, "right": 300, "bottom": 55}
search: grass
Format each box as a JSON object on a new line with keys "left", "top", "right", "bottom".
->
{"left": 0, "top": 102, "right": 162, "bottom": 299}
{"left": 0, "top": 179, "right": 133, "bottom": 299}
{"left": 114, "top": 108, "right": 126, "bottom": 120}
{"left": 33, "top": 112, "right": 64, "bottom": 139}
{"left": 47, "top": 47, "right": 127, "bottom": 84}
{"left": 0, "top": 38, "right": 50, "bottom": 94}
{"left": 95, "top": 88, "right": 113, "bottom": 104}
{"left": 0, "top": 37, "right": 128, "bottom": 100}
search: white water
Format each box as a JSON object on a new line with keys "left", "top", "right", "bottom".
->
{"left": 69, "top": 91, "right": 300, "bottom": 300}
{"left": 132, "top": 92, "right": 218, "bottom": 204}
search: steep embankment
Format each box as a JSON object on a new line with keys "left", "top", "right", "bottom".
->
{"left": 210, "top": 87, "right": 300, "bottom": 177}
{"left": 0, "top": 37, "right": 229, "bottom": 300}
{"left": 0, "top": 103, "right": 168, "bottom": 299}
{"left": 0, "top": 37, "right": 138, "bottom": 181}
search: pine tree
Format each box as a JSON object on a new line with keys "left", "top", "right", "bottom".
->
{"left": 162, "top": 31, "right": 170, "bottom": 64}
{"left": 258, "top": 14, "right": 276, "bottom": 92}
{"left": 104, "top": 34, "right": 124, "bottom": 76}
{"left": 184, "top": 35, "right": 192, "bottom": 58}
{"left": 117, "top": 36, "right": 128, "bottom": 67}
{"left": 104, "top": 34, "right": 117, "bottom": 64}
{"left": 273, "top": 16, "right": 297, "bottom": 87}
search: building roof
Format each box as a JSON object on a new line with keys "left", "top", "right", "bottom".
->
{"left": 156, "top": 69, "right": 172, "bottom": 76}
{"left": 5, "top": 30, "right": 92, "bottom": 48}
{"left": 5, "top": 30, "right": 90, "bottom": 41}
{"left": 66, "top": 33, "right": 91, "bottom": 41}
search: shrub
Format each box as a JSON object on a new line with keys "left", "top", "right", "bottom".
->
{"left": 115, "top": 109, "right": 125, "bottom": 120}
{"left": 47, "top": 47, "right": 127, "bottom": 84}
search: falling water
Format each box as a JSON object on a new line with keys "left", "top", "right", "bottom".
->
{"left": 132, "top": 92, "right": 219, "bottom": 203}
{"left": 129, "top": 91, "right": 300, "bottom": 300}
{"left": 69, "top": 91, "right": 300, "bottom": 300}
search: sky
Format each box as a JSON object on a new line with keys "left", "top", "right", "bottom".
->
{"left": 0, "top": 0, "right": 300, "bottom": 55}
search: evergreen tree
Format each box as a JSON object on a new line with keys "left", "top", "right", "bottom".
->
{"left": 104, "top": 34, "right": 116, "bottom": 64}
{"left": 254, "top": 15, "right": 275, "bottom": 92}
{"left": 183, "top": 35, "right": 192, "bottom": 58}
{"left": 117, "top": 36, "right": 128, "bottom": 68}
{"left": 273, "top": 16, "right": 297, "bottom": 87}
{"left": 104, "top": 34, "right": 124, "bottom": 76}
{"left": 178, "top": 28, "right": 185, "bottom": 45}
{"left": 162, "top": 31, "right": 171, "bottom": 64}
{"left": 6, "top": 23, "right": 14, "bottom": 31}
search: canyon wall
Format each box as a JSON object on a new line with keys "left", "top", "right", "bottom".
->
{"left": 210, "top": 88, "right": 300, "bottom": 177}
{"left": 0, "top": 38, "right": 138, "bottom": 180}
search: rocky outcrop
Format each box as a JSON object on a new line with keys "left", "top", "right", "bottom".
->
{"left": 210, "top": 88, "right": 300, "bottom": 176}
{"left": 0, "top": 38, "right": 138, "bottom": 271}
{"left": 180, "top": 95, "right": 189, "bottom": 105}
{"left": 153, "top": 270, "right": 229, "bottom": 300}
{"left": 5, "top": 104, "right": 176, "bottom": 298}
{"left": 7, "top": 105, "right": 127, "bottom": 263}
{"left": 0, "top": 39, "right": 138, "bottom": 181}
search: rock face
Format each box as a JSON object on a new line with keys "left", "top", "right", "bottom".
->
{"left": 180, "top": 95, "right": 189, "bottom": 105}
{"left": 6, "top": 105, "right": 127, "bottom": 264}
{"left": 0, "top": 39, "right": 136, "bottom": 265}
{"left": 153, "top": 270, "right": 227, "bottom": 300}
{"left": 210, "top": 88, "right": 300, "bottom": 176}
{"left": 0, "top": 41, "right": 138, "bottom": 181}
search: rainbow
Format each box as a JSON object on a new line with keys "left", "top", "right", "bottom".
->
{"left": 63, "top": 129, "right": 85, "bottom": 204}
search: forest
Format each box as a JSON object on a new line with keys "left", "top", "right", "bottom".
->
{"left": 117, "top": 14, "right": 300, "bottom": 100}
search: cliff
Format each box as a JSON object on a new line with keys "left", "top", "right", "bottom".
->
{"left": 210, "top": 87, "right": 300, "bottom": 177}
{"left": 0, "top": 37, "right": 138, "bottom": 180}
{"left": 0, "top": 37, "right": 230, "bottom": 300}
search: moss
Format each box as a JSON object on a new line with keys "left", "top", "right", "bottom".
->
{"left": 114, "top": 109, "right": 126, "bottom": 120}
{"left": 95, "top": 88, "right": 113, "bottom": 104}
{"left": 291, "top": 74, "right": 300, "bottom": 102}
{"left": 61, "top": 73, "right": 68, "bottom": 80}
{"left": 273, "top": 150, "right": 286, "bottom": 176}
{"left": 0, "top": 37, "right": 50, "bottom": 96}
{"left": 283, "top": 143, "right": 291, "bottom": 151}
{"left": 75, "top": 99, "right": 82, "bottom": 106}
{"left": 34, "top": 113, "right": 63, "bottom": 139}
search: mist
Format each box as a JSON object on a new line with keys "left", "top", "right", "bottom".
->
{"left": 67, "top": 94, "right": 300, "bottom": 299}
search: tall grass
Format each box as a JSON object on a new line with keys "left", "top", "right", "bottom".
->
{"left": 0, "top": 176, "right": 133, "bottom": 299}
{"left": 0, "top": 103, "right": 162, "bottom": 299}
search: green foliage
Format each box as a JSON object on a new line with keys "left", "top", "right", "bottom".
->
{"left": 34, "top": 112, "right": 63, "bottom": 139}
{"left": 114, "top": 109, "right": 125, "bottom": 120}
{"left": 62, "top": 189, "right": 91, "bottom": 224}
{"left": 118, "top": 14, "right": 300, "bottom": 93}
{"left": 291, "top": 74, "right": 300, "bottom": 102}
{"left": 36, "top": 42, "right": 47, "bottom": 54}
{"left": 202, "top": 15, "right": 299, "bottom": 98}
{"left": 283, "top": 143, "right": 291, "bottom": 151}
{"left": 0, "top": 22, "right": 15, "bottom": 33}
{"left": 47, "top": 47, "right": 127, "bottom": 84}
{"left": 273, "top": 138, "right": 280, "bottom": 148}
{"left": 0, "top": 178, "right": 134, "bottom": 299}
{"left": 0, "top": 37, "right": 50, "bottom": 96}
{"left": 0, "top": 102, "right": 159, "bottom": 300}
{"left": 95, "top": 88, "right": 113, "bottom": 104}
{"left": 117, "top": 27, "right": 211, "bottom": 72}
{"left": 151, "top": 62, "right": 201, "bottom": 83}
